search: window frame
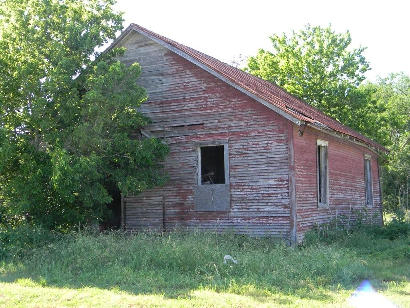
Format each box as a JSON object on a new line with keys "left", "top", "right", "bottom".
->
{"left": 364, "top": 154, "right": 373, "bottom": 207}
{"left": 197, "top": 143, "right": 230, "bottom": 186}
{"left": 317, "top": 139, "right": 329, "bottom": 207}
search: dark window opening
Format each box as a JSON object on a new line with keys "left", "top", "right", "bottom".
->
{"left": 364, "top": 158, "right": 373, "bottom": 206}
{"left": 200, "top": 145, "right": 225, "bottom": 184}
{"left": 317, "top": 144, "right": 328, "bottom": 205}
{"left": 100, "top": 185, "right": 121, "bottom": 231}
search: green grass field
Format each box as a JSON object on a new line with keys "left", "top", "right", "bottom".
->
{"left": 0, "top": 223, "right": 409, "bottom": 307}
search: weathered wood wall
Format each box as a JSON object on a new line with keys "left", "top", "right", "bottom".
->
{"left": 118, "top": 31, "right": 292, "bottom": 238}
{"left": 293, "top": 125, "right": 383, "bottom": 241}
{"left": 116, "top": 30, "right": 382, "bottom": 241}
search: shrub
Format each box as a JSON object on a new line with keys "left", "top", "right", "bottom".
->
{"left": 369, "top": 220, "right": 409, "bottom": 240}
{"left": 303, "top": 219, "right": 409, "bottom": 246}
{"left": 0, "top": 224, "right": 61, "bottom": 259}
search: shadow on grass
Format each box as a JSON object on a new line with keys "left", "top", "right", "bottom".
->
{"left": 1, "top": 229, "right": 408, "bottom": 304}
{"left": 0, "top": 262, "right": 340, "bottom": 304}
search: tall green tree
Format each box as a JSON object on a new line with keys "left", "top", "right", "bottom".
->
{"left": 370, "top": 74, "right": 409, "bottom": 215}
{"left": 246, "top": 25, "right": 370, "bottom": 122}
{"left": 0, "top": 0, "right": 168, "bottom": 229}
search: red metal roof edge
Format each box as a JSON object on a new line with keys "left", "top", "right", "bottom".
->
{"left": 112, "top": 24, "right": 387, "bottom": 154}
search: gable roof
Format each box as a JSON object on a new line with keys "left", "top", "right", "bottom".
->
{"left": 108, "top": 24, "right": 386, "bottom": 153}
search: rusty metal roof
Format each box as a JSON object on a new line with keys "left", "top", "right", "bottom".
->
{"left": 111, "top": 24, "right": 386, "bottom": 153}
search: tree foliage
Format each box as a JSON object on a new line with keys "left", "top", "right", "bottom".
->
{"left": 246, "top": 25, "right": 370, "bottom": 122}
{"left": 0, "top": 0, "right": 168, "bottom": 229}
{"left": 369, "top": 74, "right": 409, "bottom": 215}
{"left": 326, "top": 75, "right": 409, "bottom": 216}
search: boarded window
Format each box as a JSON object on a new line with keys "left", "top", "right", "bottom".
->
{"left": 317, "top": 141, "right": 328, "bottom": 206}
{"left": 364, "top": 158, "right": 373, "bottom": 206}
{"left": 200, "top": 145, "right": 225, "bottom": 184}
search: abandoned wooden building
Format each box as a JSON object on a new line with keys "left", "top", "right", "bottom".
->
{"left": 109, "top": 24, "right": 386, "bottom": 242}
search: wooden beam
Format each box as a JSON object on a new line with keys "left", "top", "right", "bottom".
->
{"left": 288, "top": 123, "right": 297, "bottom": 245}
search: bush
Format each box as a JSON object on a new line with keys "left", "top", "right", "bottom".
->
{"left": 302, "top": 222, "right": 349, "bottom": 246}
{"left": 0, "top": 224, "right": 61, "bottom": 259}
{"left": 369, "top": 220, "right": 409, "bottom": 240}
{"left": 303, "top": 219, "right": 409, "bottom": 248}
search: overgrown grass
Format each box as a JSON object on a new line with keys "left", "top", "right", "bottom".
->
{"left": 0, "top": 222, "right": 409, "bottom": 307}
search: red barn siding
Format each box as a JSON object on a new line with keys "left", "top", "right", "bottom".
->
{"left": 293, "top": 125, "right": 382, "bottom": 241}
{"left": 116, "top": 30, "right": 383, "bottom": 241}
{"left": 119, "top": 32, "right": 292, "bottom": 237}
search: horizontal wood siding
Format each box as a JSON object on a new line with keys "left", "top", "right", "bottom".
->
{"left": 293, "top": 125, "right": 382, "bottom": 241}
{"left": 125, "top": 192, "right": 163, "bottom": 231}
{"left": 120, "top": 32, "right": 291, "bottom": 238}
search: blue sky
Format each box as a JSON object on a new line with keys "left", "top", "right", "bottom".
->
{"left": 115, "top": 0, "right": 409, "bottom": 81}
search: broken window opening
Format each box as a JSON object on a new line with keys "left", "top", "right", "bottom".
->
{"left": 317, "top": 141, "right": 328, "bottom": 206}
{"left": 364, "top": 158, "right": 373, "bottom": 206}
{"left": 200, "top": 145, "right": 225, "bottom": 184}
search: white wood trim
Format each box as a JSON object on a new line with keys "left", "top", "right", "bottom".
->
{"left": 317, "top": 139, "right": 328, "bottom": 146}
{"left": 224, "top": 144, "right": 230, "bottom": 185}
{"left": 317, "top": 142, "right": 329, "bottom": 208}
{"left": 197, "top": 147, "right": 202, "bottom": 186}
